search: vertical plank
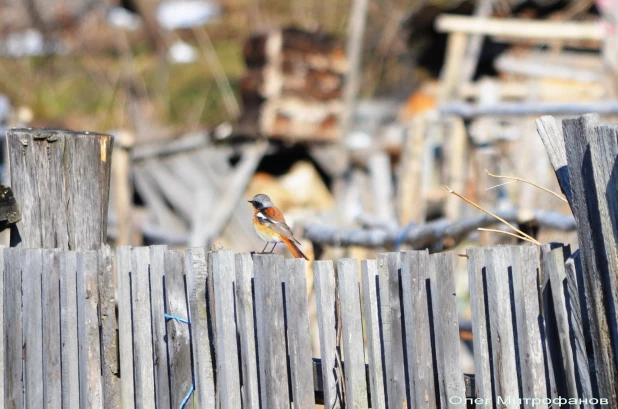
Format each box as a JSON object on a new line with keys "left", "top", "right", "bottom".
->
{"left": 588, "top": 123, "right": 618, "bottom": 392}
{"left": 61, "top": 251, "right": 79, "bottom": 409}
{"left": 361, "top": 259, "right": 386, "bottom": 409}
{"left": 98, "top": 245, "right": 119, "bottom": 409}
{"left": 564, "top": 250, "right": 594, "bottom": 406}
{"left": 116, "top": 246, "right": 135, "bottom": 409}
{"left": 563, "top": 114, "right": 618, "bottom": 405}
{"left": 401, "top": 250, "right": 437, "bottom": 409}
{"left": 185, "top": 247, "right": 216, "bottom": 409}
{"left": 541, "top": 244, "right": 579, "bottom": 407}
{"left": 212, "top": 250, "right": 242, "bottom": 409}
{"left": 23, "top": 248, "right": 43, "bottom": 409}
{"left": 253, "top": 254, "right": 290, "bottom": 409}
{"left": 42, "top": 249, "right": 62, "bottom": 409}
{"left": 235, "top": 253, "right": 260, "bottom": 409}
{"left": 131, "top": 247, "right": 155, "bottom": 409}
{"left": 285, "top": 258, "right": 315, "bottom": 409}
{"left": 511, "top": 246, "right": 547, "bottom": 407}
{"left": 485, "top": 246, "right": 520, "bottom": 408}
{"left": 77, "top": 250, "right": 104, "bottom": 409}
{"left": 465, "top": 248, "right": 492, "bottom": 403}
{"left": 4, "top": 248, "right": 23, "bottom": 409}
{"left": 313, "top": 260, "right": 341, "bottom": 409}
{"left": 338, "top": 259, "right": 369, "bottom": 408}
{"left": 149, "top": 245, "right": 171, "bottom": 409}
{"left": 164, "top": 250, "right": 192, "bottom": 409}
{"left": 429, "top": 252, "right": 465, "bottom": 408}
{"left": 377, "top": 252, "right": 407, "bottom": 408}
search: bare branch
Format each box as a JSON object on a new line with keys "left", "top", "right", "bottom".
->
{"left": 485, "top": 169, "right": 568, "bottom": 203}
{"left": 445, "top": 186, "right": 541, "bottom": 245}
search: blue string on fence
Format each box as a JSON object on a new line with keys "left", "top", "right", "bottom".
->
{"left": 165, "top": 313, "right": 194, "bottom": 409}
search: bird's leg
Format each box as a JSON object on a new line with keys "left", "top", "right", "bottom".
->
{"left": 260, "top": 242, "right": 269, "bottom": 254}
{"left": 269, "top": 242, "right": 278, "bottom": 254}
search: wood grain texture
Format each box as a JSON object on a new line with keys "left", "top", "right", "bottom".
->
{"left": 131, "top": 247, "right": 155, "bottom": 409}
{"left": 535, "top": 116, "right": 572, "bottom": 205}
{"left": 77, "top": 251, "right": 103, "bottom": 409}
{"left": 377, "top": 252, "right": 408, "bottom": 409}
{"left": 511, "top": 246, "right": 547, "bottom": 407}
{"left": 337, "top": 258, "right": 369, "bottom": 409}
{"left": 360, "top": 259, "right": 386, "bottom": 409}
{"left": 465, "top": 248, "right": 492, "bottom": 403}
{"left": 165, "top": 250, "right": 192, "bottom": 409}
{"left": 429, "top": 252, "right": 465, "bottom": 408}
{"left": 42, "top": 249, "right": 62, "bottom": 409}
{"left": 400, "top": 250, "right": 437, "bottom": 409}
{"left": 588, "top": 122, "right": 618, "bottom": 394}
{"left": 541, "top": 244, "right": 579, "bottom": 406}
{"left": 98, "top": 245, "right": 119, "bottom": 409}
{"left": 564, "top": 250, "right": 594, "bottom": 405}
{"left": 185, "top": 247, "right": 216, "bottom": 409}
{"left": 234, "top": 253, "right": 260, "bottom": 409}
{"left": 484, "top": 246, "right": 520, "bottom": 408}
{"left": 116, "top": 246, "right": 135, "bottom": 409}
{"left": 61, "top": 251, "right": 80, "bottom": 409}
{"left": 285, "top": 258, "right": 315, "bottom": 409}
{"left": 7, "top": 128, "right": 113, "bottom": 250}
{"left": 253, "top": 254, "right": 290, "bottom": 409}
{"left": 212, "top": 250, "right": 242, "bottom": 409}
{"left": 23, "top": 249, "right": 43, "bottom": 409}
{"left": 563, "top": 114, "right": 618, "bottom": 406}
{"left": 4, "top": 249, "right": 23, "bottom": 409}
{"left": 149, "top": 245, "right": 171, "bottom": 409}
{"left": 313, "top": 260, "right": 341, "bottom": 409}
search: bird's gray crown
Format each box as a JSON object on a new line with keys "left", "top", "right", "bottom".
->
{"left": 249, "top": 193, "right": 273, "bottom": 209}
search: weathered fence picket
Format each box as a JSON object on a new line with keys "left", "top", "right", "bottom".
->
{"left": 314, "top": 260, "right": 340, "bottom": 409}
{"left": 254, "top": 254, "right": 290, "bottom": 409}
{"left": 165, "top": 250, "right": 192, "bottom": 409}
{"left": 235, "top": 253, "right": 260, "bottom": 409}
{"left": 361, "top": 259, "right": 387, "bottom": 409}
{"left": 212, "top": 250, "right": 242, "bottom": 409}
{"left": 401, "top": 249, "right": 437, "bottom": 409}
{"left": 285, "top": 258, "right": 316, "bottom": 409}
{"left": 2, "top": 243, "right": 616, "bottom": 408}
{"left": 338, "top": 258, "right": 368, "bottom": 409}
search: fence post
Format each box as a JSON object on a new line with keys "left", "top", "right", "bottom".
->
{"left": 7, "top": 128, "right": 113, "bottom": 250}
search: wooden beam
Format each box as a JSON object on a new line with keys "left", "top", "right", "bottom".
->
{"left": 440, "top": 100, "right": 618, "bottom": 118}
{"left": 435, "top": 14, "right": 605, "bottom": 41}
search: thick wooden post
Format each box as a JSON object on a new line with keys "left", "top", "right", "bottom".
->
{"left": 7, "top": 128, "right": 113, "bottom": 250}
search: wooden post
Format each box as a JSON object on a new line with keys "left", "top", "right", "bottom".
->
{"left": 7, "top": 128, "right": 113, "bottom": 250}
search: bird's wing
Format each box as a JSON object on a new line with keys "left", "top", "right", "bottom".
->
{"left": 257, "top": 207, "right": 301, "bottom": 245}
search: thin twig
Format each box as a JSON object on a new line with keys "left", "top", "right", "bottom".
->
{"left": 477, "top": 228, "right": 537, "bottom": 244}
{"left": 445, "top": 185, "right": 541, "bottom": 245}
{"left": 485, "top": 169, "right": 568, "bottom": 203}
{"left": 485, "top": 180, "right": 516, "bottom": 190}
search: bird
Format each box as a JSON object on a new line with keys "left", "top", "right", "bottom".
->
{"left": 248, "top": 193, "right": 309, "bottom": 260}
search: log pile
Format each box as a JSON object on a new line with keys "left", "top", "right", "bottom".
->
{"left": 237, "top": 27, "right": 348, "bottom": 142}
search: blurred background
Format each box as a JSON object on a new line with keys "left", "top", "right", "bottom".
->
{"left": 1, "top": 0, "right": 617, "bottom": 366}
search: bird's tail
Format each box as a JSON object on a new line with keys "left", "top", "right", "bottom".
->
{"left": 282, "top": 237, "right": 309, "bottom": 260}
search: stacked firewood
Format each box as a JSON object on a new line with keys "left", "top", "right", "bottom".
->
{"left": 237, "top": 27, "right": 348, "bottom": 142}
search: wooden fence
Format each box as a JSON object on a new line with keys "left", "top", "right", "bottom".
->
{"left": 2, "top": 242, "right": 608, "bottom": 408}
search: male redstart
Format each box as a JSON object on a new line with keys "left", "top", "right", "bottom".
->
{"left": 248, "top": 193, "right": 309, "bottom": 260}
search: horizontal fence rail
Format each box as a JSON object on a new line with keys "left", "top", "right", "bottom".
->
{"left": 1, "top": 244, "right": 610, "bottom": 408}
